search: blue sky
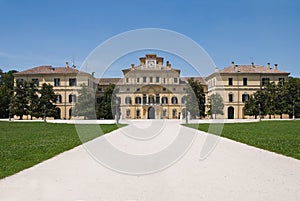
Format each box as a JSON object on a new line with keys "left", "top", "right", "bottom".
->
{"left": 0, "top": 0, "right": 299, "bottom": 77}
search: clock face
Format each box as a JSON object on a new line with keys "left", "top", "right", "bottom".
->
{"left": 147, "top": 60, "right": 155, "bottom": 67}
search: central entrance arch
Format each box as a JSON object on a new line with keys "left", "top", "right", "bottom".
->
{"left": 148, "top": 107, "right": 155, "bottom": 119}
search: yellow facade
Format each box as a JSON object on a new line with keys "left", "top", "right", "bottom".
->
{"left": 13, "top": 58, "right": 290, "bottom": 120}
{"left": 206, "top": 62, "right": 290, "bottom": 119}
{"left": 13, "top": 64, "right": 93, "bottom": 120}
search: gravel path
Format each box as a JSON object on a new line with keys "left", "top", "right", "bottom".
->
{"left": 0, "top": 120, "right": 299, "bottom": 201}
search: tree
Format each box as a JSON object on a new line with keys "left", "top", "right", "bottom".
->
{"left": 97, "top": 84, "right": 119, "bottom": 119}
{"left": 0, "top": 69, "right": 17, "bottom": 118}
{"left": 264, "top": 82, "right": 277, "bottom": 119}
{"left": 244, "top": 95, "right": 259, "bottom": 118}
{"left": 73, "top": 83, "right": 96, "bottom": 119}
{"left": 26, "top": 81, "right": 39, "bottom": 119}
{"left": 186, "top": 78, "right": 206, "bottom": 118}
{"left": 283, "top": 77, "right": 300, "bottom": 118}
{"left": 38, "top": 83, "right": 57, "bottom": 119}
{"left": 207, "top": 93, "right": 224, "bottom": 119}
{"left": 9, "top": 80, "right": 28, "bottom": 120}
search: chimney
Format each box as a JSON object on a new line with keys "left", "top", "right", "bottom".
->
{"left": 66, "top": 62, "right": 69, "bottom": 68}
{"left": 214, "top": 67, "right": 219, "bottom": 73}
{"left": 234, "top": 64, "right": 238, "bottom": 72}
{"left": 131, "top": 64, "right": 134, "bottom": 70}
{"left": 274, "top": 64, "right": 278, "bottom": 70}
{"left": 166, "top": 61, "right": 169, "bottom": 66}
{"left": 251, "top": 62, "right": 255, "bottom": 67}
{"left": 231, "top": 61, "right": 235, "bottom": 68}
{"left": 267, "top": 63, "right": 271, "bottom": 69}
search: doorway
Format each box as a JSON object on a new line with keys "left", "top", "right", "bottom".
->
{"left": 148, "top": 107, "right": 155, "bottom": 119}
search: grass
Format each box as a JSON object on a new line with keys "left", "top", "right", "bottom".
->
{"left": 184, "top": 120, "right": 300, "bottom": 160}
{"left": 0, "top": 122, "right": 123, "bottom": 179}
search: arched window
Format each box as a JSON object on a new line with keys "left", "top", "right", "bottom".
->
{"left": 125, "top": 97, "right": 132, "bottom": 104}
{"left": 172, "top": 109, "right": 177, "bottom": 118}
{"left": 143, "top": 94, "right": 147, "bottom": 104}
{"left": 135, "top": 96, "right": 141, "bottom": 104}
{"left": 69, "top": 94, "right": 76, "bottom": 103}
{"left": 171, "top": 96, "right": 178, "bottom": 104}
{"left": 156, "top": 94, "right": 160, "bottom": 104}
{"left": 242, "top": 93, "right": 250, "bottom": 102}
{"left": 56, "top": 94, "right": 62, "bottom": 103}
{"left": 162, "top": 97, "right": 168, "bottom": 104}
{"left": 148, "top": 95, "right": 154, "bottom": 104}
{"left": 181, "top": 96, "right": 187, "bottom": 104}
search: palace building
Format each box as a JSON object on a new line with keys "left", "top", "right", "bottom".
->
{"left": 13, "top": 63, "right": 94, "bottom": 120}
{"left": 13, "top": 54, "right": 290, "bottom": 119}
{"left": 206, "top": 62, "right": 290, "bottom": 119}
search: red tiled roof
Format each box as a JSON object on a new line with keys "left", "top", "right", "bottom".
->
{"left": 219, "top": 65, "right": 289, "bottom": 74}
{"left": 181, "top": 77, "right": 207, "bottom": 85}
{"left": 95, "top": 78, "right": 121, "bottom": 85}
{"left": 14, "top": 66, "right": 89, "bottom": 75}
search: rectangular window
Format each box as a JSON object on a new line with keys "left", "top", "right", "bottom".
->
{"left": 16, "top": 78, "right": 24, "bottom": 83}
{"left": 279, "top": 78, "right": 285, "bottom": 85}
{"left": 69, "top": 94, "right": 76, "bottom": 103}
{"left": 97, "top": 97, "right": 102, "bottom": 104}
{"left": 156, "top": 76, "right": 159, "bottom": 83}
{"left": 149, "top": 77, "right": 153, "bottom": 83}
{"left": 54, "top": 78, "right": 60, "bottom": 87}
{"left": 243, "top": 78, "right": 247, "bottom": 86}
{"left": 56, "top": 95, "right": 62, "bottom": 103}
{"left": 126, "top": 109, "right": 130, "bottom": 117}
{"left": 126, "top": 77, "right": 129, "bottom": 83}
{"left": 162, "top": 109, "right": 167, "bottom": 117}
{"left": 32, "top": 79, "right": 39, "bottom": 87}
{"left": 242, "top": 94, "right": 250, "bottom": 102}
{"left": 228, "top": 78, "right": 233, "bottom": 86}
{"left": 143, "top": 77, "right": 146, "bottom": 83}
{"left": 163, "top": 78, "right": 166, "bottom": 83}
{"left": 229, "top": 93, "right": 233, "bottom": 102}
{"left": 69, "top": 78, "right": 77, "bottom": 86}
{"left": 98, "top": 87, "right": 102, "bottom": 92}
{"left": 136, "top": 77, "right": 140, "bottom": 83}
{"left": 262, "top": 78, "right": 270, "bottom": 86}
{"left": 126, "top": 88, "right": 130, "bottom": 92}
{"left": 174, "top": 77, "right": 178, "bottom": 83}
{"left": 163, "top": 87, "right": 166, "bottom": 91}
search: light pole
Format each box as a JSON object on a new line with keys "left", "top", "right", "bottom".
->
{"left": 43, "top": 104, "right": 46, "bottom": 122}
{"left": 116, "top": 98, "right": 119, "bottom": 125}
{"left": 184, "top": 100, "right": 188, "bottom": 124}
{"left": 258, "top": 103, "right": 261, "bottom": 121}
{"left": 8, "top": 107, "right": 11, "bottom": 121}
{"left": 292, "top": 100, "right": 295, "bottom": 120}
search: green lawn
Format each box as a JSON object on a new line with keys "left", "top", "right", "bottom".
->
{"left": 0, "top": 122, "right": 122, "bottom": 179}
{"left": 185, "top": 120, "right": 300, "bottom": 160}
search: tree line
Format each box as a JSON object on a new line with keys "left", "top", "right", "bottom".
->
{"left": 245, "top": 77, "right": 300, "bottom": 119}
{"left": 9, "top": 80, "right": 58, "bottom": 120}
{"left": 0, "top": 69, "right": 58, "bottom": 120}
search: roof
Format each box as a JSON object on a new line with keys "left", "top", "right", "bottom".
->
{"left": 122, "top": 66, "right": 181, "bottom": 74}
{"left": 14, "top": 65, "right": 90, "bottom": 75}
{"left": 219, "top": 65, "right": 289, "bottom": 74}
{"left": 95, "top": 78, "right": 121, "bottom": 85}
{"left": 181, "top": 77, "right": 207, "bottom": 85}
